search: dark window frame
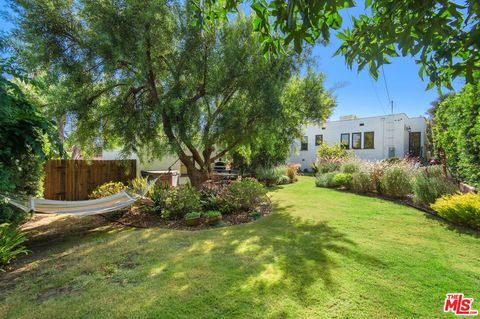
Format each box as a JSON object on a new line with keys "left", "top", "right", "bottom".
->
{"left": 300, "top": 135, "right": 308, "bottom": 151}
{"left": 352, "top": 132, "right": 362, "bottom": 149}
{"left": 364, "top": 131, "right": 375, "bottom": 149}
{"left": 315, "top": 134, "right": 323, "bottom": 146}
{"left": 340, "top": 133, "right": 350, "bottom": 149}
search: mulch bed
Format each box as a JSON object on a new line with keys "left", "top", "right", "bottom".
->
{"left": 105, "top": 199, "right": 272, "bottom": 230}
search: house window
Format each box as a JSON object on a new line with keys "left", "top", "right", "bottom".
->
{"left": 300, "top": 136, "right": 308, "bottom": 151}
{"left": 352, "top": 132, "right": 361, "bottom": 149}
{"left": 340, "top": 133, "right": 350, "bottom": 149}
{"left": 364, "top": 131, "right": 374, "bottom": 149}
{"left": 315, "top": 134, "right": 323, "bottom": 146}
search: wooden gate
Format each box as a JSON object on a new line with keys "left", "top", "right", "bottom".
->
{"left": 43, "top": 160, "right": 137, "bottom": 200}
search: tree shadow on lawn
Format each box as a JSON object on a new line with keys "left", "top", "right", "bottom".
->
{"left": 120, "top": 206, "right": 388, "bottom": 316}
{"left": 156, "top": 206, "right": 386, "bottom": 312}
{"left": 1, "top": 206, "right": 387, "bottom": 316}
{"left": 0, "top": 215, "right": 122, "bottom": 296}
{"left": 206, "top": 204, "right": 388, "bottom": 304}
{"left": 22, "top": 214, "right": 116, "bottom": 249}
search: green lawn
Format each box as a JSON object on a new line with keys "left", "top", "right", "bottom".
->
{"left": 1, "top": 176, "right": 479, "bottom": 318}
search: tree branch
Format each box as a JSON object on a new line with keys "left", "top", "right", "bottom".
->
{"left": 144, "top": 22, "right": 191, "bottom": 166}
{"left": 86, "top": 83, "right": 129, "bottom": 105}
{"left": 210, "top": 113, "right": 262, "bottom": 162}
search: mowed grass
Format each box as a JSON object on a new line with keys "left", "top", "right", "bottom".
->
{"left": 1, "top": 176, "right": 479, "bottom": 318}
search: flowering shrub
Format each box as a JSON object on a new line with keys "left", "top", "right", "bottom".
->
{"left": 340, "top": 159, "right": 361, "bottom": 174}
{"left": 256, "top": 165, "right": 288, "bottom": 186}
{"left": 315, "top": 172, "right": 337, "bottom": 188}
{"left": 317, "top": 143, "right": 353, "bottom": 160}
{"left": 351, "top": 172, "right": 375, "bottom": 193}
{"left": 278, "top": 175, "right": 291, "bottom": 185}
{"left": 201, "top": 178, "right": 267, "bottom": 213}
{"left": 89, "top": 181, "right": 125, "bottom": 199}
{"left": 369, "top": 161, "right": 389, "bottom": 193}
{"left": 229, "top": 178, "right": 267, "bottom": 211}
{"left": 287, "top": 164, "right": 300, "bottom": 182}
{"left": 379, "top": 164, "right": 415, "bottom": 198}
{"left": 332, "top": 173, "right": 353, "bottom": 188}
{"left": 413, "top": 166, "right": 458, "bottom": 205}
{"left": 431, "top": 193, "right": 480, "bottom": 229}
{"left": 151, "top": 184, "right": 201, "bottom": 219}
{"left": 315, "top": 161, "right": 340, "bottom": 174}
{"left": 128, "top": 177, "right": 149, "bottom": 197}
{"left": 314, "top": 143, "right": 353, "bottom": 174}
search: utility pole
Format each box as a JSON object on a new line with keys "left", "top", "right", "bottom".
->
{"left": 391, "top": 100, "right": 394, "bottom": 114}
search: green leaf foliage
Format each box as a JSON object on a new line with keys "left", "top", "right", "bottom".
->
{"left": 0, "top": 223, "right": 29, "bottom": 271}
{"left": 0, "top": 58, "right": 59, "bottom": 224}
{"left": 433, "top": 83, "right": 480, "bottom": 188}
{"left": 151, "top": 185, "right": 202, "bottom": 219}
{"left": 198, "top": 0, "right": 479, "bottom": 88}
{"left": 89, "top": 181, "right": 125, "bottom": 200}
{"left": 413, "top": 166, "right": 458, "bottom": 206}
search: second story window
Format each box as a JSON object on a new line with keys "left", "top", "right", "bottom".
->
{"left": 300, "top": 136, "right": 308, "bottom": 151}
{"left": 352, "top": 132, "right": 361, "bottom": 149}
{"left": 315, "top": 134, "right": 323, "bottom": 146}
{"left": 340, "top": 133, "right": 350, "bottom": 149}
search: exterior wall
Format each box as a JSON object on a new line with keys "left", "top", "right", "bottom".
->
{"left": 288, "top": 113, "right": 427, "bottom": 171}
{"left": 101, "top": 151, "right": 189, "bottom": 185}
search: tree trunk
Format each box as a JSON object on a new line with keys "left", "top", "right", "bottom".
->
{"left": 185, "top": 163, "right": 209, "bottom": 188}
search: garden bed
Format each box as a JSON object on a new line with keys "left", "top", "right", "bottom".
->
{"left": 106, "top": 199, "right": 272, "bottom": 230}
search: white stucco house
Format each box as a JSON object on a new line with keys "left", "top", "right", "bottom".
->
{"left": 288, "top": 113, "right": 428, "bottom": 171}
{"left": 101, "top": 151, "right": 191, "bottom": 184}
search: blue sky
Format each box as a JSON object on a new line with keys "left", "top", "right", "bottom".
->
{"left": 311, "top": 5, "right": 464, "bottom": 120}
{"left": 313, "top": 36, "right": 456, "bottom": 120}
{"left": 0, "top": 1, "right": 464, "bottom": 120}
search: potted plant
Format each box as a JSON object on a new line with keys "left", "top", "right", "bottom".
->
{"left": 203, "top": 211, "right": 222, "bottom": 225}
{"left": 184, "top": 211, "right": 202, "bottom": 226}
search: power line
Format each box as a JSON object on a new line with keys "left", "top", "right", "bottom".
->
{"left": 368, "top": 74, "right": 387, "bottom": 114}
{"left": 381, "top": 65, "right": 394, "bottom": 113}
{"left": 381, "top": 65, "right": 391, "bottom": 102}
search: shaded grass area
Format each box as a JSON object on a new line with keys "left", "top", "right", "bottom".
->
{"left": 1, "top": 176, "right": 479, "bottom": 318}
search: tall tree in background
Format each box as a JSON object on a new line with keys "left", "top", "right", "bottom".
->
{"left": 233, "top": 71, "right": 335, "bottom": 172}
{"left": 200, "top": 0, "right": 479, "bottom": 89}
{"left": 11, "top": 1, "right": 335, "bottom": 187}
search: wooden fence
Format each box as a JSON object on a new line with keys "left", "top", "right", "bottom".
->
{"left": 43, "top": 160, "right": 137, "bottom": 200}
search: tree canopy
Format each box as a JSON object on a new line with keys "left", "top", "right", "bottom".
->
{"left": 10, "top": 0, "right": 335, "bottom": 186}
{"left": 200, "top": 0, "right": 479, "bottom": 89}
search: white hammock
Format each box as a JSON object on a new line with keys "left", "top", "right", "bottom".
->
{"left": 0, "top": 178, "right": 158, "bottom": 216}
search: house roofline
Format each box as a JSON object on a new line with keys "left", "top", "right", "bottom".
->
{"left": 308, "top": 113, "right": 426, "bottom": 125}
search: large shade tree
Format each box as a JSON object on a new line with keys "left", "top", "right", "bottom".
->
{"left": 11, "top": 0, "right": 335, "bottom": 187}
